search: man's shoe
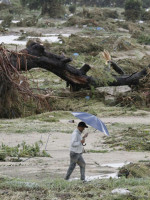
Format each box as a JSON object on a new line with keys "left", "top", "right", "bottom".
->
{"left": 82, "top": 179, "right": 87, "bottom": 183}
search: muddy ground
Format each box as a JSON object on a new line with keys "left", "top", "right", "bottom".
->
{"left": 0, "top": 114, "right": 150, "bottom": 182}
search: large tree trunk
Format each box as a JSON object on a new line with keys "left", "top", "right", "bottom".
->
{"left": 10, "top": 42, "right": 150, "bottom": 91}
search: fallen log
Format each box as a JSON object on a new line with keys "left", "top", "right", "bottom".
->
{"left": 10, "top": 42, "right": 150, "bottom": 91}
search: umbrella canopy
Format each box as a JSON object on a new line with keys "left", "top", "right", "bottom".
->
{"left": 71, "top": 112, "right": 109, "bottom": 136}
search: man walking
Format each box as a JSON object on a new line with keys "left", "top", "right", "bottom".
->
{"left": 65, "top": 121, "right": 88, "bottom": 181}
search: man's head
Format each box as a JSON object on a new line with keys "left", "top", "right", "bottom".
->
{"left": 78, "top": 121, "right": 88, "bottom": 132}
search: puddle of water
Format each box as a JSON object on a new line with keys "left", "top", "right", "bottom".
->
{"left": 69, "top": 162, "right": 130, "bottom": 182}
{"left": 112, "top": 188, "right": 130, "bottom": 195}
{"left": 0, "top": 34, "right": 70, "bottom": 45}
{"left": 70, "top": 172, "right": 118, "bottom": 182}
{"left": 0, "top": 35, "right": 26, "bottom": 45}
{"left": 101, "top": 162, "right": 130, "bottom": 168}
{"left": 43, "top": 33, "right": 70, "bottom": 37}
{"left": 28, "top": 36, "right": 60, "bottom": 43}
{"left": 115, "top": 19, "right": 125, "bottom": 22}
{"left": 0, "top": 20, "right": 20, "bottom": 24}
{"left": 12, "top": 20, "right": 20, "bottom": 24}
{"left": 138, "top": 20, "right": 144, "bottom": 24}
{"left": 86, "top": 172, "right": 118, "bottom": 181}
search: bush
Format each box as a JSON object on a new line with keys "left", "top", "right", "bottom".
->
{"left": 141, "top": 10, "right": 150, "bottom": 21}
{"left": 143, "top": 0, "right": 150, "bottom": 8}
{"left": 69, "top": 4, "right": 76, "bottom": 14}
{"left": 0, "top": 150, "right": 6, "bottom": 161}
{"left": 124, "top": 0, "right": 143, "bottom": 21}
{"left": 16, "top": 16, "right": 38, "bottom": 27}
{"left": 137, "top": 34, "right": 150, "bottom": 45}
{"left": 0, "top": 141, "right": 51, "bottom": 159}
{"left": 1, "top": 15, "right": 13, "bottom": 28}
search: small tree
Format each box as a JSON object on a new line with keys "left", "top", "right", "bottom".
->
{"left": 69, "top": 4, "right": 76, "bottom": 14}
{"left": 143, "top": 0, "right": 150, "bottom": 8}
{"left": 124, "top": 0, "right": 143, "bottom": 21}
{"left": 41, "top": 0, "right": 65, "bottom": 18}
{"left": 20, "top": 0, "right": 65, "bottom": 18}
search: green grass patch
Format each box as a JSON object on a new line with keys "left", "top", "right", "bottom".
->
{"left": 1, "top": 176, "right": 150, "bottom": 200}
{"left": 137, "top": 34, "right": 150, "bottom": 45}
{"left": 0, "top": 141, "right": 50, "bottom": 160}
{"left": 87, "top": 149, "right": 108, "bottom": 153}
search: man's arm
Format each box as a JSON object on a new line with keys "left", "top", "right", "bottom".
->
{"left": 81, "top": 133, "right": 88, "bottom": 144}
{"left": 83, "top": 133, "right": 88, "bottom": 139}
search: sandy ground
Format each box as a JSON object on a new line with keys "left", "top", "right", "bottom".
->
{"left": 0, "top": 114, "right": 150, "bottom": 182}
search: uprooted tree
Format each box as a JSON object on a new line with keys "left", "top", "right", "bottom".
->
{"left": 0, "top": 42, "right": 150, "bottom": 118}
{"left": 10, "top": 42, "right": 150, "bottom": 91}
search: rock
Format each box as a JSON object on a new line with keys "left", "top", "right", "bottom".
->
{"left": 105, "top": 95, "right": 115, "bottom": 101}
{"left": 53, "top": 79, "right": 61, "bottom": 84}
{"left": 68, "top": 120, "right": 74, "bottom": 123}
{"left": 96, "top": 86, "right": 131, "bottom": 96}
{"left": 117, "top": 28, "right": 129, "bottom": 33}
{"left": 111, "top": 188, "right": 130, "bottom": 195}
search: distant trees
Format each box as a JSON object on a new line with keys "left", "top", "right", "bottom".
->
{"left": 124, "top": 0, "right": 143, "bottom": 21}
{"left": 41, "top": 0, "right": 65, "bottom": 17}
{"left": 20, "top": 0, "right": 41, "bottom": 10}
{"left": 20, "top": 0, "right": 150, "bottom": 12}
{"left": 66, "top": 0, "right": 126, "bottom": 7}
{"left": 19, "top": 0, "right": 150, "bottom": 19}
{"left": 64, "top": 0, "right": 150, "bottom": 8}
{"left": 20, "top": 0, "right": 65, "bottom": 17}
{"left": 143, "top": 0, "right": 150, "bottom": 8}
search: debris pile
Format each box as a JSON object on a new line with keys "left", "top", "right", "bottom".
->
{"left": 0, "top": 45, "right": 50, "bottom": 118}
{"left": 118, "top": 162, "right": 150, "bottom": 178}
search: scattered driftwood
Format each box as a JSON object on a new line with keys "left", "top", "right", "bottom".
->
{"left": 9, "top": 42, "right": 150, "bottom": 91}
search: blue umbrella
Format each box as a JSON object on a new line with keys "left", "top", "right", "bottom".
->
{"left": 71, "top": 112, "right": 109, "bottom": 136}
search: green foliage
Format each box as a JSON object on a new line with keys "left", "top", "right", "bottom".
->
{"left": 0, "top": 150, "right": 7, "bottom": 161}
{"left": 75, "top": 0, "right": 149, "bottom": 8}
{"left": 124, "top": 0, "right": 143, "bottom": 21}
{"left": 0, "top": 141, "right": 50, "bottom": 159}
{"left": 1, "top": 15, "right": 13, "bottom": 28}
{"left": 20, "top": 0, "right": 41, "bottom": 10}
{"left": 16, "top": 16, "right": 38, "bottom": 27}
{"left": 87, "top": 149, "right": 108, "bottom": 153}
{"left": 1, "top": 176, "right": 150, "bottom": 199}
{"left": 141, "top": 10, "right": 150, "bottom": 21}
{"left": 137, "top": 34, "right": 150, "bottom": 45}
{"left": 20, "top": 0, "right": 66, "bottom": 17}
{"left": 27, "top": 112, "right": 59, "bottom": 122}
{"left": 125, "top": 0, "right": 142, "bottom": 10}
{"left": 143, "top": 0, "right": 150, "bottom": 8}
{"left": 69, "top": 4, "right": 76, "bottom": 13}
